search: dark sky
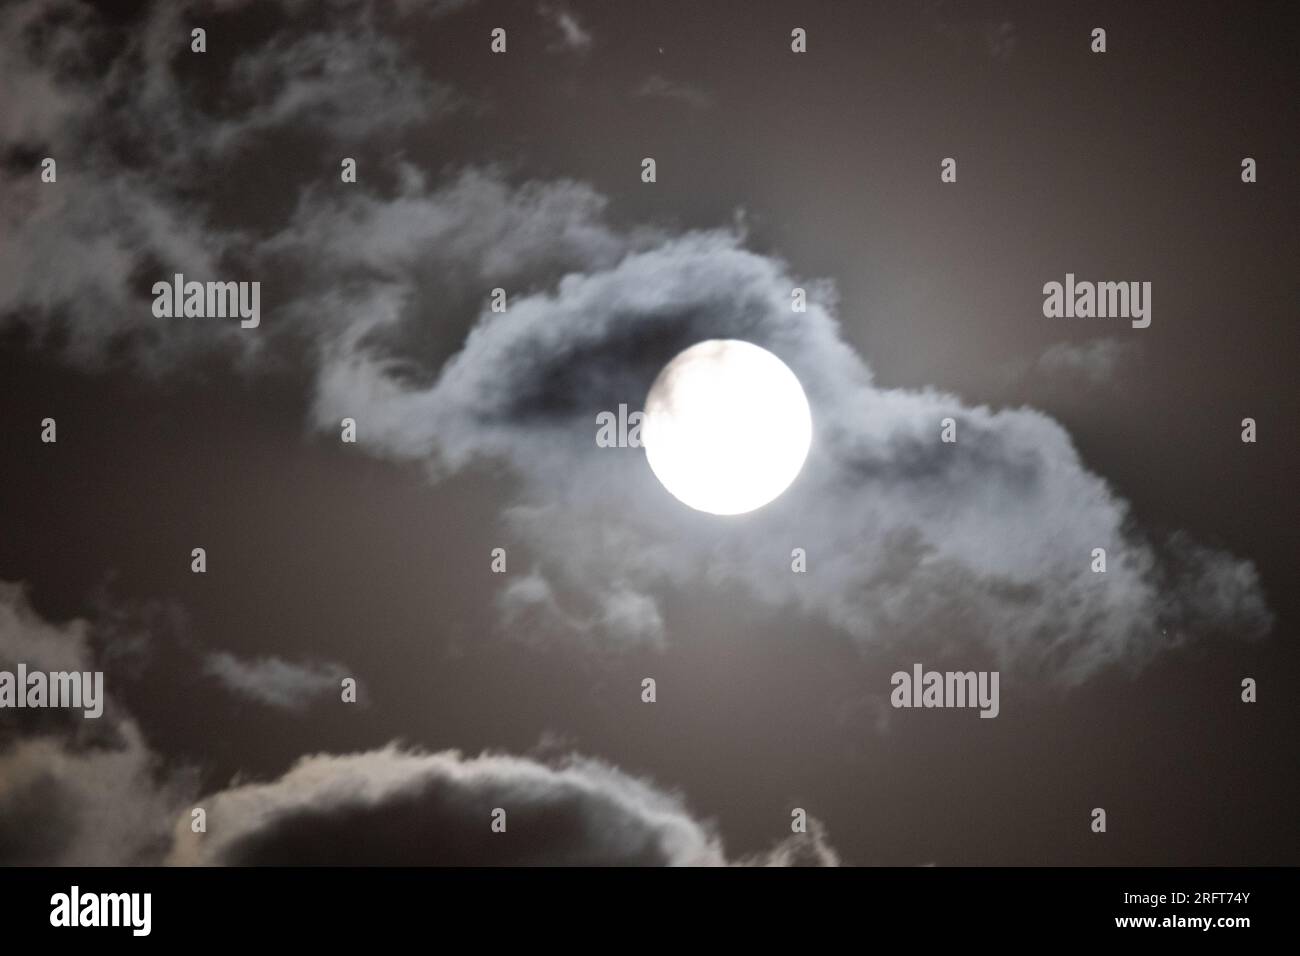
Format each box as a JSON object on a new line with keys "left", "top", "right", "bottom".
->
{"left": 1, "top": 0, "right": 1296, "bottom": 866}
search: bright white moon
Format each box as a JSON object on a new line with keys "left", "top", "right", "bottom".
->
{"left": 642, "top": 339, "right": 812, "bottom": 516}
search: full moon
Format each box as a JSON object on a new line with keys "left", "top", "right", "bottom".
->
{"left": 642, "top": 339, "right": 812, "bottom": 516}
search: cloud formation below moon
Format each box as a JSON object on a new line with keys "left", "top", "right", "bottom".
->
{"left": 170, "top": 745, "right": 838, "bottom": 866}
{"left": 0, "top": 583, "right": 195, "bottom": 865}
{"left": 1, "top": 583, "right": 832, "bottom": 866}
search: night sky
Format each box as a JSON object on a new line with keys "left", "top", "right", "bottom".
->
{"left": 1, "top": 0, "right": 1297, "bottom": 866}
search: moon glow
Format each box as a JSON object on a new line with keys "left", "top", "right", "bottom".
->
{"left": 641, "top": 339, "right": 812, "bottom": 516}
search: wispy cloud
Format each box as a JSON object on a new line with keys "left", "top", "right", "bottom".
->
{"left": 202, "top": 652, "right": 352, "bottom": 711}
{"left": 1036, "top": 338, "right": 1140, "bottom": 386}
{"left": 539, "top": 3, "right": 593, "bottom": 54}
{"left": 634, "top": 74, "right": 714, "bottom": 110}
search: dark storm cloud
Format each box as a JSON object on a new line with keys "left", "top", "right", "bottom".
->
{"left": 0, "top": 0, "right": 1274, "bottom": 691}
{"left": 168, "top": 744, "right": 837, "bottom": 866}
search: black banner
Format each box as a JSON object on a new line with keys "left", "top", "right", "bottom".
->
{"left": 1, "top": 867, "right": 1291, "bottom": 943}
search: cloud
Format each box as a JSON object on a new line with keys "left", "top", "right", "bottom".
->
{"left": 0, "top": 0, "right": 1278, "bottom": 866}
{"left": 0, "top": 581, "right": 90, "bottom": 674}
{"left": 1035, "top": 338, "right": 1140, "bottom": 386}
{"left": 0, "top": 582, "right": 195, "bottom": 865}
{"left": 539, "top": 3, "right": 593, "bottom": 54}
{"left": 168, "top": 744, "right": 835, "bottom": 865}
{"left": 210, "top": 5, "right": 457, "bottom": 149}
{"left": 499, "top": 568, "right": 667, "bottom": 649}
{"left": 202, "top": 652, "right": 352, "bottom": 711}
{"left": 264, "top": 166, "right": 649, "bottom": 325}
{"left": 2, "top": 583, "right": 819, "bottom": 865}
{"left": 0, "top": 723, "right": 191, "bottom": 866}
{"left": 310, "top": 223, "right": 1270, "bottom": 683}
{"left": 0, "top": 0, "right": 455, "bottom": 371}
{"left": 0, "top": 0, "right": 1273, "bottom": 688}
{"left": 634, "top": 75, "right": 714, "bottom": 110}
{"left": 744, "top": 818, "right": 841, "bottom": 867}
{"left": 982, "top": 20, "right": 1017, "bottom": 60}
{"left": 0, "top": 0, "right": 98, "bottom": 144}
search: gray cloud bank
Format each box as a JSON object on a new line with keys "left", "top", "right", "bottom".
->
{"left": 0, "top": 581, "right": 351, "bottom": 863}
{"left": 0, "top": 0, "right": 1273, "bottom": 692}
{"left": 2, "top": 583, "right": 826, "bottom": 865}
{"left": 171, "top": 745, "right": 836, "bottom": 866}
